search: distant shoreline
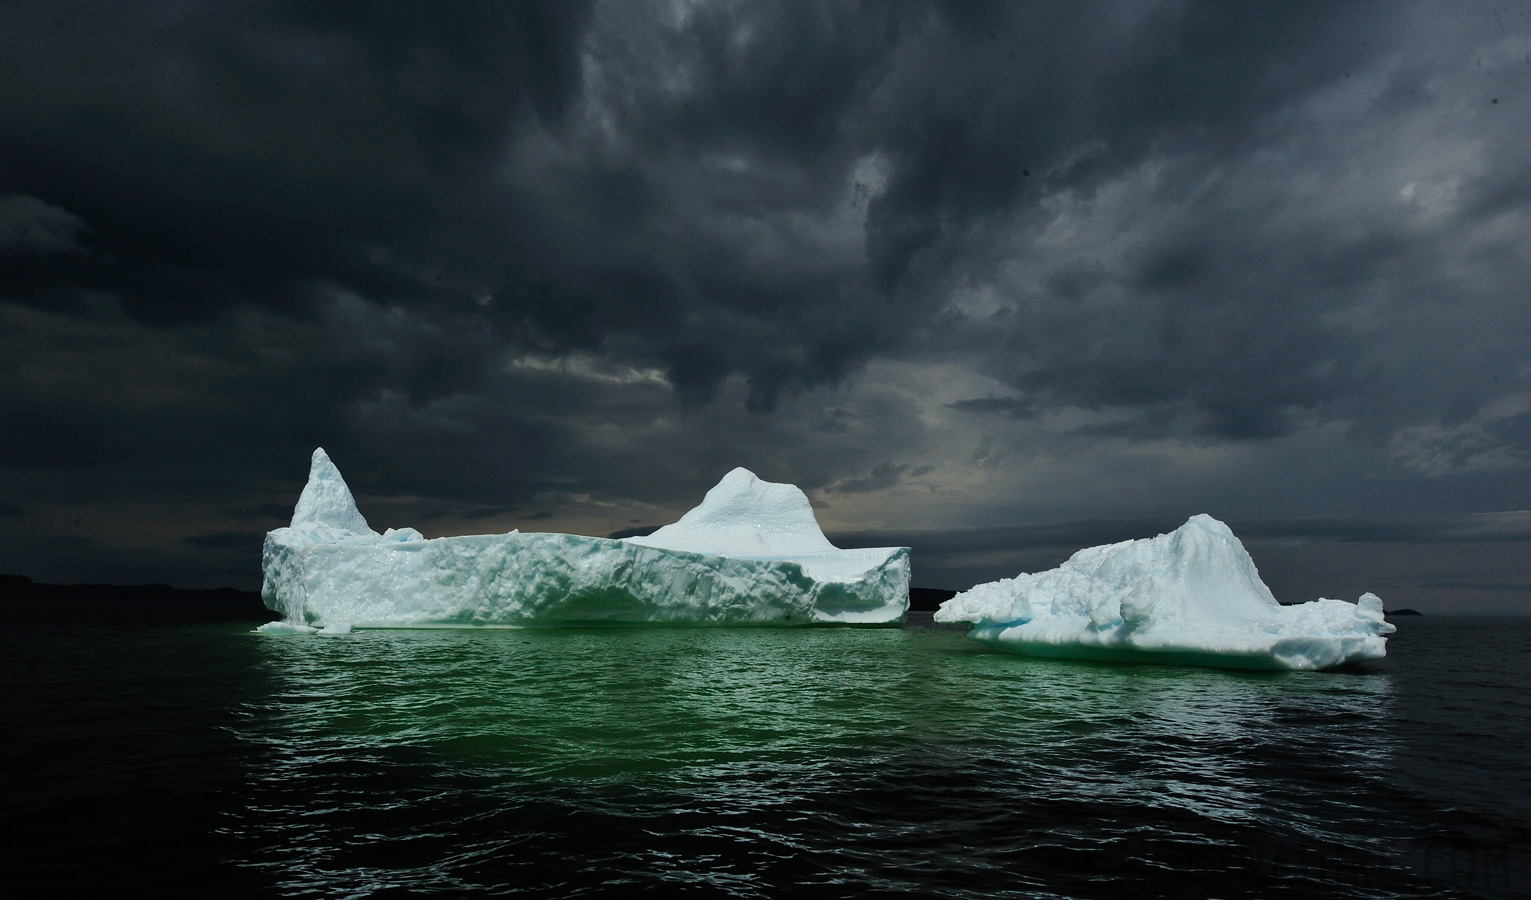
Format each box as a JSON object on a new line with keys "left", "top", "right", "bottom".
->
{"left": 2, "top": 574, "right": 966, "bottom": 610}
{"left": 1, "top": 573, "right": 260, "bottom": 604}
{"left": 0, "top": 574, "right": 1449, "bottom": 618}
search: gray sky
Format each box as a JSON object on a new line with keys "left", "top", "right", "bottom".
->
{"left": 3, "top": 1, "right": 1528, "bottom": 612}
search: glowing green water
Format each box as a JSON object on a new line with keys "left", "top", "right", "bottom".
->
{"left": 6, "top": 611, "right": 1527, "bottom": 897}
{"left": 251, "top": 624, "right": 1388, "bottom": 790}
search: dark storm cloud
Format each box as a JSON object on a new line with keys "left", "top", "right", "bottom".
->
{"left": 861, "top": 1, "right": 1364, "bottom": 290}
{"left": 1421, "top": 581, "right": 1531, "bottom": 593}
{"left": 828, "top": 461, "right": 936, "bottom": 494}
{"left": 0, "top": 0, "right": 1428, "bottom": 410}
{"left": 0, "top": 0, "right": 593, "bottom": 321}
{"left": 0, "top": 194, "right": 88, "bottom": 255}
{"left": 856, "top": 2, "right": 1527, "bottom": 445}
{"left": 0, "top": 1, "right": 1527, "bottom": 603}
{"left": 224, "top": 503, "right": 295, "bottom": 521}
{"left": 831, "top": 463, "right": 911, "bottom": 494}
{"left": 183, "top": 530, "right": 263, "bottom": 551}
{"left": 6, "top": 1, "right": 1368, "bottom": 408}
{"left": 947, "top": 396, "right": 1035, "bottom": 418}
{"left": 0, "top": 0, "right": 901, "bottom": 411}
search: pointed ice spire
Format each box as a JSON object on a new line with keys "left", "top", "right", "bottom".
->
{"left": 291, "top": 448, "right": 373, "bottom": 535}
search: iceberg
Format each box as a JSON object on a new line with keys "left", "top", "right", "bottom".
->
{"left": 260, "top": 449, "right": 909, "bottom": 629}
{"left": 933, "top": 515, "right": 1393, "bottom": 671}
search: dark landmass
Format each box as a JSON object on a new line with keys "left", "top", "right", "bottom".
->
{"left": 903, "top": 609, "right": 970, "bottom": 630}
{"left": 1, "top": 573, "right": 259, "bottom": 604}
{"left": 607, "top": 525, "right": 661, "bottom": 539}
{"left": 1, "top": 573, "right": 273, "bottom": 623}
{"left": 910, "top": 587, "right": 958, "bottom": 612}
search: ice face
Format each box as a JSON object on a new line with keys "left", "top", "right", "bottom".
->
{"left": 260, "top": 451, "right": 909, "bottom": 629}
{"left": 933, "top": 515, "right": 1394, "bottom": 671}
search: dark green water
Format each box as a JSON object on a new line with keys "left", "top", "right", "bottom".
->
{"left": 3, "top": 603, "right": 1527, "bottom": 898}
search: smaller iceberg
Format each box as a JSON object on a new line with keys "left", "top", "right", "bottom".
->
{"left": 933, "top": 515, "right": 1393, "bottom": 671}
{"left": 260, "top": 449, "right": 908, "bottom": 629}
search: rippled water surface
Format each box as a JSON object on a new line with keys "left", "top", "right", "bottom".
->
{"left": 4, "top": 604, "right": 1528, "bottom": 898}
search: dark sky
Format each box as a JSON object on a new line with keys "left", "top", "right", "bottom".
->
{"left": 3, "top": 1, "right": 1529, "bottom": 612}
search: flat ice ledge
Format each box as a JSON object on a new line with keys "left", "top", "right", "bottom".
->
{"left": 261, "top": 450, "right": 909, "bottom": 628}
{"left": 934, "top": 514, "right": 1393, "bottom": 671}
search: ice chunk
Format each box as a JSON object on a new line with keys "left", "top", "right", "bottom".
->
{"left": 255, "top": 620, "right": 317, "bottom": 635}
{"left": 934, "top": 515, "right": 1394, "bottom": 671}
{"left": 261, "top": 450, "right": 908, "bottom": 628}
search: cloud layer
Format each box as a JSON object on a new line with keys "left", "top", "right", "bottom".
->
{"left": 2, "top": 1, "right": 1528, "bottom": 609}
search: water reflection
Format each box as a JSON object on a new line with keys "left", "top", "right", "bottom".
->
{"left": 247, "top": 627, "right": 926, "bottom": 782}
{"left": 233, "top": 625, "right": 1400, "bottom": 896}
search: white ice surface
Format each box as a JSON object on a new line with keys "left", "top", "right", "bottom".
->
{"left": 623, "top": 468, "right": 887, "bottom": 582}
{"left": 625, "top": 467, "right": 837, "bottom": 557}
{"left": 934, "top": 515, "right": 1394, "bottom": 671}
{"left": 254, "top": 619, "right": 317, "bottom": 635}
{"left": 260, "top": 450, "right": 908, "bottom": 629}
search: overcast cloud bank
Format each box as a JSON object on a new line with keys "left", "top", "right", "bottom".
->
{"left": 2, "top": 1, "right": 1527, "bottom": 611}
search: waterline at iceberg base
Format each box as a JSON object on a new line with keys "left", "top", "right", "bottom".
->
{"left": 934, "top": 515, "right": 1394, "bottom": 671}
{"left": 260, "top": 450, "right": 909, "bottom": 629}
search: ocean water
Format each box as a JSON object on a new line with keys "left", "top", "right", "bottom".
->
{"left": 3, "top": 603, "right": 1527, "bottom": 899}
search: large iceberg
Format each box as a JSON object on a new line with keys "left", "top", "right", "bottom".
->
{"left": 933, "top": 515, "right": 1393, "bottom": 671}
{"left": 260, "top": 449, "right": 909, "bottom": 629}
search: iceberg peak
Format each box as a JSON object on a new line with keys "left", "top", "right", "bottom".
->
{"left": 625, "top": 467, "right": 838, "bottom": 558}
{"left": 1149, "top": 514, "right": 1281, "bottom": 623}
{"left": 290, "top": 448, "right": 373, "bottom": 537}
